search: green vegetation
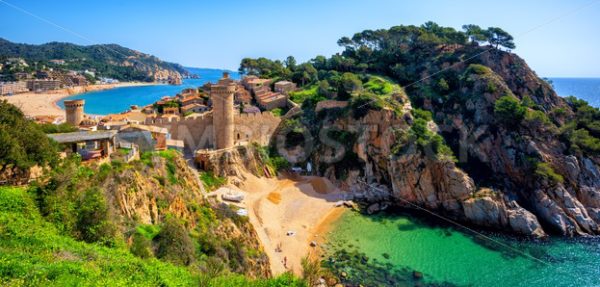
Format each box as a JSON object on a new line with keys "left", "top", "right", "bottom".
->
{"left": 0, "top": 186, "right": 307, "bottom": 286}
{"left": 289, "top": 85, "right": 323, "bottom": 104}
{"left": 36, "top": 122, "right": 79, "bottom": 134}
{"left": 254, "top": 143, "right": 291, "bottom": 173}
{"left": 0, "top": 100, "right": 59, "bottom": 172}
{"left": 199, "top": 171, "right": 227, "bottom": 191}
{"left": 494, "top": 95, "right": 526, "bottom": 126}
{"left": 391, "top": 109, "right": 455, "bottom": 161}
{"left": 0, "top": 186, "right": 197, "bottom": 286}
{"left": 270, "top": 107, "right": 284, "bottom": 117}
{"left": 364, "top": 77, "right": 394, "bottom": 95}
{"left": 534, "top": 162, "right": 564, "bottom": 184}
{"left": 239, "top": 57, "right": 293, "bottom": 79}
{"left": 466, "top": 64, "right": 493, "bottom": 76}
{"left": 561, "top": 96, "right": 600, "bottom": 155}
{"left": 0, "top": 38, "right": 187, "bottom": 82}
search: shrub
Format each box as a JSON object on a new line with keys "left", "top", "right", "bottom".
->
{"left": 412, "top": 108, "right": 433, "bottom": 121}
{"left": 535, "top": 162, "right": 564, "bottom": 184}
{"left": 494, "top": 95, "right": 526, "bottom": 126}
{"left": 524, "top": 109, "right": 551, "bottom": 128}
{"left": 199, "top": 171, "right": 227, "bottom": 191}
{"left": 364, "top": 77, "right": 393, "bottom": 95}
{"left": 569, "top": 129, "right": 600, "bottom": 155}
{"left": 301, "top": 256, "right": 322, "bottom": 286}
{"left": 349, "top": 92, "right": 385, "bottom": 119}
{"left": 271, "top": 108, "right": 284, "bottom": 117}
{"left": 130, "top": 232, "right": 154, "bottom": 259}
{"left": 466, "top": 64, "right": 492, "bottom": 75}
{"left": 37, "top": 122, "right": 78, "bottom": 134}
{"left": 156, "top": 217, "right": 195, "bottom": 266}
{"left": 76, "top": 187, "right": 118, "bottom": 246}
{"left": 437, "top": 78, "right": 450, "bottom": 92}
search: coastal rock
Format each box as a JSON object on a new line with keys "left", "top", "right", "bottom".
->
{"left": 462, "top": 193, "right": 545, "bottom": 237}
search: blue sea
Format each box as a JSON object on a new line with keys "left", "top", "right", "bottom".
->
{"left": 550, "top": 77, "right": 600, "bottom": 107}
{"left": 58, "top": 68, "right": 239, "bottom": 115}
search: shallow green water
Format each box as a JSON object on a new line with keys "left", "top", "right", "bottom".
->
{"left": 323, "top": 211, "right": 600, "bottom": 287}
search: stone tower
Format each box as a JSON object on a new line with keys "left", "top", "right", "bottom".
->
{"left": 64, "top": 99, "right": 85, "bottom": 127}
{"left": 211, "top": 72, "right": 236, "bottom": 149}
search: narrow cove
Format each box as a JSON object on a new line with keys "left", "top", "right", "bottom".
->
{"left": 322, "top": 209, "right": 600, "bottom": 287}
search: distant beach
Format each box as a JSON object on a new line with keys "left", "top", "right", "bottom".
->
{"left": 1, "top": 82, "right": 153, "bottom": 118}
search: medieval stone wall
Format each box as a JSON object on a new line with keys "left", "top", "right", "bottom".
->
{"left": 145, "top": 111, "right": 281, "bottom": 152}
{"left": 234, "top": 111, "right": 281, "bottom": 146}
{"left": 145, "top": 113, "right": 215, "bottom": 151}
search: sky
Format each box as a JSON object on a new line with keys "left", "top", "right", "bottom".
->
{"left": 1, "top": 0, "right": 599, "bottom": 77}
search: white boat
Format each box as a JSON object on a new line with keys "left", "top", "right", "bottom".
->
{"left": 221, "top": 190, "right": 245, "bottom": 202}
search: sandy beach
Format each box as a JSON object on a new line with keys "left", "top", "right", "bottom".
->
{"left": 222, "top": 172, "right": 349, "bottom": 275}
{"left": 1, "top": 82, "right": 153, "bottom": 118}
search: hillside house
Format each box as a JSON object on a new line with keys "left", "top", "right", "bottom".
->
{"left": 48, "top": 130, "right": 117, "bottom": 161}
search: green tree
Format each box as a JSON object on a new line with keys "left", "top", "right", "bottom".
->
{"left": 485, "top": 27, "right": 516, "bottom": 49}
{"left": 339, "top": 72, "right": 362, "bottom": 99}
{"left": 292, "top": 63, "right": 317, "bottom": 86}
{"left": 311, "top": 55, "right": 328, "bottom": 70}
{"left": 318, "top": 80, "right": 333, "bottom": 98}
{"left": 0, "top": 100, "right": 58, "bottom": 171}
{"left": 284, "top": 55, "right": 297, "bottom": 71}
{"left": 462, "top": 24, "right": 487, "bottom": 44}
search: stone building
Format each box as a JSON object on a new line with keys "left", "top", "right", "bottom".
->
{"left": 26, "top": 79, "right": 61, "bottom": 91}
{"left": 241, "top": 75, "right": 271, "bottom": 91}
{"left": 0, "top": 81, "right": 28, "bottom": 95}
{"left": 274, "top": 80, "right": 296, "bottom": 95}
{"left": 64, "top": 99, "right": 85, "bottom": 126}
{"left": 182, "top": 103, "right": 209, "bottom": 114}
{"left": 211, "top": 72, "right": 236, "bottom": 149}
{"left": 48, "top": 130, "right": 117, "bottom": 161}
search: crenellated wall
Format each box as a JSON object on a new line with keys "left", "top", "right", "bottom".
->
{"left": 234, "top": 111, "right": 281, "bottom": 146}
{"left": 145, "top": 112, "right": 215, "bottom": 151}
{"left": 144, "top": 111, "right": 281, "bottom": 152}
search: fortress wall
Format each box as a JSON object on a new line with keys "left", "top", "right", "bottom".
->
{"left": 143, "top": 111, "right": 282, "bottom": 152}
{"left": 234, "top": 111, "right": 281, "bottom": 146}
{"left": 145, "top": 113, "right": 215, "bottom": 151}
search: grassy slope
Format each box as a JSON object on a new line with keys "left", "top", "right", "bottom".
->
{"left": 0, "top": 186, "right": 305, "bottom": 287}
{"left": 0, "top": 186, "right": 197, "bottom": 286}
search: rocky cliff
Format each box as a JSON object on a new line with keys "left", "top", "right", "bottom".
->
{"left": 300, "top": 50, "right": 599, "bottom": 237}
{"left": 309, "top": 102, "right": 546, "bottom": 237}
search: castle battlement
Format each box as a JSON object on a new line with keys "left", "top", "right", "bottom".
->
{"left": 236, "top": 111, "right": 277, "bottom": 120}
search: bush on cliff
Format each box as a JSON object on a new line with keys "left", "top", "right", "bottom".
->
{"left": 534, "top": 162, "right": 564, "bottom": 184}
{"left": 156, "top": 217, "right": 196, "bottom": 266}
{"left": 494, "top": 95, "right": 526, "bottom": 126}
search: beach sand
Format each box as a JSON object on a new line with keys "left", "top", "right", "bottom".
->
{"left": 1, "top": 82, "right": 153, "bottom": 118}
{"left": 231, "top": 172, "right": 349, "bottom": 275}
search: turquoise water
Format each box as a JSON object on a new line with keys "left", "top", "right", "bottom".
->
{"left": 551, "top": 77, "right": 600, "bottom": 107}
{"left": 58, "top": 68, "right": 239, "bottom": 115}
{"left": 324, "top": 211, "right": 600, "bottom": 287}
